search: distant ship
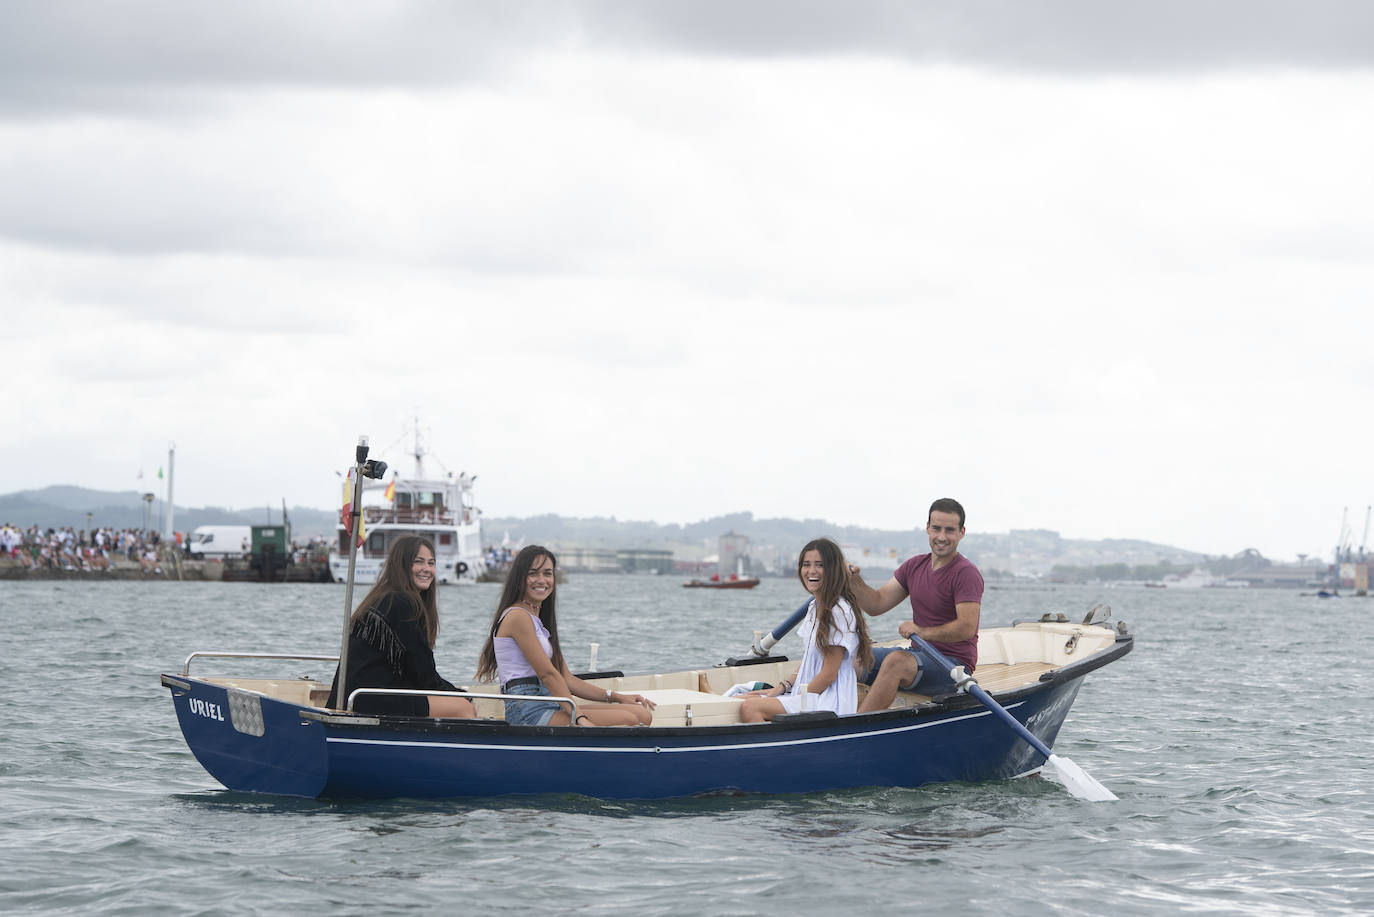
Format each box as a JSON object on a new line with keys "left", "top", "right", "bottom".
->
{"left": 328, "top": 427, "right": 486, "bottom": 586}
{"left": 683, "top": 573, "right": 760, "bottom": 590}
{"left": 684, "top": 550, "right": 760, "bottom": 589}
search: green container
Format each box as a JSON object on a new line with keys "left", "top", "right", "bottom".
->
{"left": 250, "top": 525, "right": 290, "bottom": 555}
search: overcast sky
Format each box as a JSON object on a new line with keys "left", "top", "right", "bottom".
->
{"left": 3, "top": 1, "right": 1372, "bottom": 561}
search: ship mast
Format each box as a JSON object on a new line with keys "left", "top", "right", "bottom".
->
{"left": 410, "top": 415, "right": 427, "bottom": 479}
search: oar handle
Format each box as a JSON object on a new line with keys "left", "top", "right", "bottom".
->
{"left": 751, "top": 600, "right": 811, "bottom": 656}
{"left": 908, "top": 632, "right": 1054, "bottom": 762}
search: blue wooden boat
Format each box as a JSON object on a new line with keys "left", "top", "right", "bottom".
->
{"left": 163, "top": 440, "right": 1130, "bottom": 800}
{"left": 160, "top": 613, "right": 1132, "bottom": 800}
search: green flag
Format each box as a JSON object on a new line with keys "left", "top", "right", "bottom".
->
{"left": 158, "top": 467, "right": 164, "bottom": 480}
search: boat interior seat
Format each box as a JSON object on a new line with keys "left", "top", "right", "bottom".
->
{"left": 977, "top": 623, "right": 1116, "bottom": 667}
{"left": 855, "top": 622, "right": 1118, "bottom": 700}
{"left": 452, "top": 639, "right": 1082, "bottom": 725}
{"left": 203, "top": 677, "right": 329, "bottom": 708}
{"left": 209, "top": 637, "right": 1079, "bottom": 720}
{"left": 696, "top": 661, "right": 800, "bottom": 695}
{"left": 465, "top": 668, "right": 809, "bottom": 726}
{"left": 633, "top": 688, "right": 746, "bottom": 726}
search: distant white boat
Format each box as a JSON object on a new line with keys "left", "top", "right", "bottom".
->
{"left": 1162, "top": 568, "right": 1220, "bottom": 589}
{"left": 328, "top": 428, "right": 485, "bottom": 586}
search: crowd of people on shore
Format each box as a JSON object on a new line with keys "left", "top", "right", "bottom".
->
{"left": 0, "top": 524, "right": 169, "bottom": 574}
{"left": 483, "top": 544, "right": 516, "bottom": 571}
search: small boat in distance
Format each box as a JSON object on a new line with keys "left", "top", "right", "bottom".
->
{"left": 686, "top": 543, "right": 760, "bottom": 588}
{"left": 327, "top": 425, "right": 485, "bottom": 586}
{"left": 683, "top": 573, "right": 760, "bottom": 589}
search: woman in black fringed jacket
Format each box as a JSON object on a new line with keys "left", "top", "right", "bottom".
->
{"left": 326, "top": 534, "right": 475, "bottom": 717}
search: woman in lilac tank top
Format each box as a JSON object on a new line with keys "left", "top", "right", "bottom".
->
{"left": 475, "top": 545, "right": 655, "bottom": 727}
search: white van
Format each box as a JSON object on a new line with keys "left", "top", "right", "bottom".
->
{"left": 186, "top": 525, "right": 252, "bottom": 559}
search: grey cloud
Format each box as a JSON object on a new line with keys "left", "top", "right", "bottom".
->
{"left": 601, "top": 0, "right": 1374, "bottom": 71}
{"left": 0, "top": 1, "right": 554, "bottom": 116}
{"left": 3, "top": 0, "right": 1371, "bottom": 118}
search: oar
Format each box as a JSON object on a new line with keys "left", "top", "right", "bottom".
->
{"left": 908, "top": 633, "right": 1117, "bottom": 802}
{"left": 750, "top": 599, "right": 811, "bottom": 657}
{"left": 723, "top": 599, "right": 811, "bottom": 666}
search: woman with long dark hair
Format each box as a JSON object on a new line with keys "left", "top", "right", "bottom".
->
{"left": 740, "top": 537, "right": 873, "bottom": 722}
{"left": 326, "top": 534, "right": 475, "bottom": 717}
{"left": 475, "top": 545, "right": 654, "bottom": 727}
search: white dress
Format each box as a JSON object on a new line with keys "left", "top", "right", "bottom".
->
{"left": 778, "top": 597, "right": 860, "bottom": 715}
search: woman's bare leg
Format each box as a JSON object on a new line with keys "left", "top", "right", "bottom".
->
{"left": 740, "top": 696, "right": 786, "bottom": 723}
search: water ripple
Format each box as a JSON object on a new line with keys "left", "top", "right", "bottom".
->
{"left": 2, "top": 580, "right": 1372, "bottom": 915}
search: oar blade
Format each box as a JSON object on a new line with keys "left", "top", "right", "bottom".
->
{"left": 1045, "top": 754, "right": 1117, "bottom": 802}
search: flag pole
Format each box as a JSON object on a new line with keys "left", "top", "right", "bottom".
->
{"left": 338, "top": 436, "right": 370, "bottom": 711}
{"left": 164, "top": 443, "right": 176, "bottom": 542}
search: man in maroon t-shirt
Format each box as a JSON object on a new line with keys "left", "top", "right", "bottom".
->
{"left": 851, "top": 498, "right": 984, "bottom": 714}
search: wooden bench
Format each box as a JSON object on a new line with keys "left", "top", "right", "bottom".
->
{"left": 203, "top": 677, "right": 330, "bottom": 707}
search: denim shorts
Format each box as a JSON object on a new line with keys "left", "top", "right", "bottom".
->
{"left": 503, "top": 680, "right": 561, "bottom": 726}
{"left": 861, "top": 644, "right": 964, "bottom": 695}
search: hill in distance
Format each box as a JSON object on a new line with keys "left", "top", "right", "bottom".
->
{"left": 0, "top": 485, "right": 338, "bottom": 539}
{"left": 1, "top": 486, "right": 1228, "bottom": 577}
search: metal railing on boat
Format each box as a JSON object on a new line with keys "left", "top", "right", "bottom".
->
{"left": 360, "top": 507, "right": 467, "bottom": 525}
{"left": 180, "top": 651, "right": 340, "bottom": 676}
{"left": 347, "top": 687, "right": 579, "bottom": 717}
{"left": 174, "top": 653, "right": 584, "bottom": 719}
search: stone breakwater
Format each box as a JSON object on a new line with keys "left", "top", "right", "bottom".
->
{"left": 0, "top": 555, "right": 226, "bottom": 581}
{"left": 0, "top": 553, "right": 335, "bottom": 582}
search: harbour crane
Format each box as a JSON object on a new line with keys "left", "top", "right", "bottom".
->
{"left": 1362, "top": 505, "right": 1371, "bottom": 561}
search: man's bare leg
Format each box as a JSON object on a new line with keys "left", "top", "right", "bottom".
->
{"left": 858, "top": 651, "right": 920, "bottom": 713}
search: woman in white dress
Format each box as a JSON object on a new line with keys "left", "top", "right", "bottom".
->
{"left": 740, "top": 538, "right": 874, "bottom": 722}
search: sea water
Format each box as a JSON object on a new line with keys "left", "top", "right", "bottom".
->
{"left": 0, "top": 576, "right": 1370, "bottom": 915}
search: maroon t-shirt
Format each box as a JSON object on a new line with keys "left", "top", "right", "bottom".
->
{"left": 893, "top": 552, "right": 984, "bottom": 671}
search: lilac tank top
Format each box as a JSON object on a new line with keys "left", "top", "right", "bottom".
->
{"left": 493, "top": 607, "right": 553, "bottom": 684}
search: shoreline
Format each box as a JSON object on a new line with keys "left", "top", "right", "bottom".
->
{"left": 0, "top": 556, "right": 222, "bottom": 581}
{"left": 0, "top": 556, "right": 334, "bottom": 583}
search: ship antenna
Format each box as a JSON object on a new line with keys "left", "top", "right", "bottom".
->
{"left": 409, "top": 414, "right": 435, "bottom": 478}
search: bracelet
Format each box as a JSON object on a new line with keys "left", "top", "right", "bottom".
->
{"left": 605, "top": 689, "right": 613, "bottom": 703}
{"left": 575, "top": 714, "right": 590, "bottom": 724}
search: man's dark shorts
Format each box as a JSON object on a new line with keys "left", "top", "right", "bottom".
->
{"left": 861, "top": 644, "right": 964, "bottom": 695}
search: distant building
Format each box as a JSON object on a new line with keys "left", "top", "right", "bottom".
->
{"left": 557, "top": 546, "right": 620, "bottom": 574}
{"left": 617, "top": 549, "right": 673, "bottom": 574}
{"left": 1225, "top": 565, "right": 1322, "bottom": 588}
{"left": 718, "top": 532, "right": 751, "bottom": 577}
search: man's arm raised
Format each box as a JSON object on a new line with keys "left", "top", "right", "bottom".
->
{"left": 847, "top": 565, "right": 908, "bottom": 616}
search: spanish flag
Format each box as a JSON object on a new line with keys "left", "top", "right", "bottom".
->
{"left": 340, "top": 468, "right": 365, "bottom": 548}
{"left": 384, "top": 477, "right": 396, "bottom": 502}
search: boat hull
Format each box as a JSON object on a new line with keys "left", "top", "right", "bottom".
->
{"left": 316, "top": 681, "right": 1082, "bottom": 799}
{"left": 164, "top": 676, "right": 331, "bottom": 797}
{"left": 163, "top": 646, "right": 1122, "bottom": 800}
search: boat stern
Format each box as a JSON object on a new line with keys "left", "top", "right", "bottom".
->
{"left": 161, "top": 674, "right": 330, "bottom": 797}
